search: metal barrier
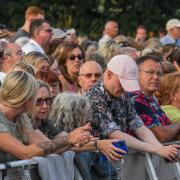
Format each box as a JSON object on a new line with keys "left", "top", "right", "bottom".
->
{"left": 0, "top": 159, "right": 40, "bottom": 180}
{"left": 114, "top": 149, "right": 180, "bottom": 180}
{"left": 0, "top": 141, "right": 179, "bottom": 180}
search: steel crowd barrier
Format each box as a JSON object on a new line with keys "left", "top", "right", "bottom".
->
{"left": 0, "top": 159, "right": 40, "bottom": 180}
{"left": 114, "top": 141, "right": 180, "bottom": 180}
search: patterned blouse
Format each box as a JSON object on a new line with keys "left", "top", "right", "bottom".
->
{"left": 129, "top": 91, "right": 171, "bottom": 129}
{"left": 85, "top": 81, "right": 143, "bottom": 139}
{"left": 37, "top": 119, "right": 63, "bottom": 139}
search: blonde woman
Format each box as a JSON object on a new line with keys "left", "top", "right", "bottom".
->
{"left": 23, "top": 51, "right": 50, "bottom": 72}
{"left": 98, "top": 40, "right": 121, "bottom": 64}
{"left": 11, "top": 61, "right": 35, "bottom": 76}
{"left": 0, "top": 71, "right": 91, "bottom": 163}
{"left": 157, "top": 72, "right": 180, "bottom": 121}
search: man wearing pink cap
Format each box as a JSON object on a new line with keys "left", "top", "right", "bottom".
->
{"left": 86, "top": 55, "right": 179, "bottom": 160}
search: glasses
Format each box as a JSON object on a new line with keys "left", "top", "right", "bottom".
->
{"left": 16, "top": 50, "right": 24, "bottom": 56}
{"left": 41, "top": 29, "right": 53, "bottom": 34}
{"left": 68, "top": 54, "right": 84, "bottom": 61}
{"left": 138, "top": 69, "right": 163, "bottom": 77}
{"left": 79, "top": 73, "right": 102, "bottom": 79}
{"left": 36, "top": 97, "right": 53, "bottom": 106}
{"left": 49, "top": 82, "right": 60, "bottom": 88}
{"left": 0, "top": 51, "right": 4, "bottom": 58}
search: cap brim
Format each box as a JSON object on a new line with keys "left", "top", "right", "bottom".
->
{"left": 119, "top": 77, "right": 140, "bottom": 92}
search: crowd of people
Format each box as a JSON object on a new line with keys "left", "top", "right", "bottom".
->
{"left": 0, "top": 5, "right": 180, "bottom": 180}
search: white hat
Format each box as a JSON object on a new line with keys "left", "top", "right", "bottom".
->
{"left": 166, "top": 19, "right": 180, "bottom": 31}
{"left": 52, "top": 28, "right": 67, "bottom": 40}
{"left": 107, "top": 55, "right": 140, "bottom": 92}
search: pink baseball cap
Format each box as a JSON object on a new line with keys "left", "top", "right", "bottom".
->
{"left": 107, "top": 55, "right": 140, "bottom": 92}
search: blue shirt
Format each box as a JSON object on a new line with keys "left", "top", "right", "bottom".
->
{"left": 160, "top": 34, "right": 180, "bottom": 46}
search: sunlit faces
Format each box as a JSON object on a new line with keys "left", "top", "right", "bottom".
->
{"left": 171, "top": 27, "right": 180, "bottom": 40}
{"left": 7, "top": 43, "right": 23, "bottom": 64}
{"left": 35, "top": 87, "right": 51, "bottom": 120}
{"left": 107, "top": 22, "right": 119, "bottom": 38}
{"left": 138, "top": 59, "right": 163, "bottom": 96}
{"left": 50, "top": 61, "right": 61, "bottom": 76}
{"left": 136, "top": 28, "right": 147, "bottom": 41}
{"left": 66, "top": 47, "right": 84, "bottom": 76}
{"left": 39, "top": 22, "right": 52, "bottom": 45}
{"left": 35, "top": 59, "right": 50, "bottom": 72}
{"left": 78, "top": 61, "right": 103, "bottom": 93}
{"left": 49, "top": 82, "right": 61, "bottom": 97}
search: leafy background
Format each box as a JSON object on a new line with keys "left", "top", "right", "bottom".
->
{"left": 0, "top": 0, "right": 180, "bottom": 40}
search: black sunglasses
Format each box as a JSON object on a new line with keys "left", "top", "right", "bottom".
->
{"left": 68, "top": 54, "right": 84, "bottom": 61}
{"left": 36, "top": 97, "right": 53, "bottom": 106}
{"left": 42, "top": 29, "right": 53, "bottom": 34}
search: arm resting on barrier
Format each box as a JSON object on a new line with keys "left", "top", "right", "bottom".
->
{"left": 150, "top": 122, "right": 180, "bottom": 142}
{"left": 108, "top": 129, "right": 179, "bottom": 161}
{"left": 0, "top": 132, "right": 72, "bottom": 160}
{"left": 135, "top": 125, "right": 162, "bottom": 146}
{"left": 0, "top": 124, "right": 92, "bottom": 160}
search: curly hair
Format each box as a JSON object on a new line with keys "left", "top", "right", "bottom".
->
{"left": 156, "top": 72, "right": 180, "bottom": 105}
{"left": 49, "top": 93, "right": 88, "bottom": 132}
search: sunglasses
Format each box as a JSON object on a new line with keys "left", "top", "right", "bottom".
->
{"left": 79, "top": 73, "right": 102, "bottom": 79}
{"left": 36, "top": 97, "right": 53, "bottom": 106}
{"left": 49, "top": 82, "right": 60, "bottom": 88}
{"left": 68, "top": 54, "right": 84, "bottom": 61}
{"left": 16, "top": 50, "right": 24, "bottom": 56}
{"left": 42, "top": 29, "right": 53, "bottom": 34}
{"left": 0, "top": 51, "right": 4, "bottom": 58}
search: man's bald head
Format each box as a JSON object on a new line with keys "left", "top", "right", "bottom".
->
{"left": 78, "top": 61, "right": 103, "bottom": 93}
{"left": 104, "top": 21, "right": 119, "bottom": 38}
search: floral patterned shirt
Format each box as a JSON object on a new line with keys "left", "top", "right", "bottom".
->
{"left": 85, "top": 81, "right": 144, "bottom": 139}
{"left": 37, "top": 119, "right": 63, "bottom": 139}
{"left": 129, "top": 91, "right": 171, "bottom": 129}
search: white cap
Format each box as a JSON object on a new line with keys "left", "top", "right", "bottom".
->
{"left": 107, "top": 55, "right": 140, "bottom": 92}
{"left": 166, "top": 19, "right": 180, "bottom": 31}
{"left": 52, "top": 28, "right": 67, "bottom": 40}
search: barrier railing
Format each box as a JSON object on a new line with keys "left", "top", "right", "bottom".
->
{"left": 114, "top": 141, "right": 180, "bottom": 180}
{"left": 0, "top": 141, "right": 179, "bottom": 180}
{"left": 0, "top": 159, "right": 40, "bottom": 180}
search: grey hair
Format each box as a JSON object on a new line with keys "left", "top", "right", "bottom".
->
{"left": 98, "top": 40, "right": 121, "bottom": 64}
{"left": 49, "top": 93, "right": 88, "bottom": 132}
{"left": 118, "top": 47, "right": 137, "bottom": 56}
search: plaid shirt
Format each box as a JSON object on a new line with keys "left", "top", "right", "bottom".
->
{"left": 129, "top": 91, "right": 171, "bottom": 129}
{"left": 85, "top": 81, "right": 143, "bottom": 139}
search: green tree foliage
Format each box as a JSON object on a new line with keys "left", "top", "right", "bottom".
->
{"left": 0, "top": 0, "right": 180, "bottom": 40}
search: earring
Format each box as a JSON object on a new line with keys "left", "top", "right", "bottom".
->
{"left": 174, "top": 98, "right": 177, "bottom": 101}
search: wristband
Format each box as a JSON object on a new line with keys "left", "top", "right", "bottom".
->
{"left": 94, "top": 140, "right": 99, "bottom": 153}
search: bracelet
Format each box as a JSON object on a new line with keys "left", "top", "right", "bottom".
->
{"left": 94, "top": 140, "right": 99, "bottom": 153}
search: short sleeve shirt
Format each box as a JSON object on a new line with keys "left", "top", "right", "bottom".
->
{"left": 0, "top": 112, "right": 33, "bottom": 163}
{"left": 85, "top": 81, "right": 144, "bottom": 139}
{"left": 129, "top": 91, "right": 171, "bottom": 129}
